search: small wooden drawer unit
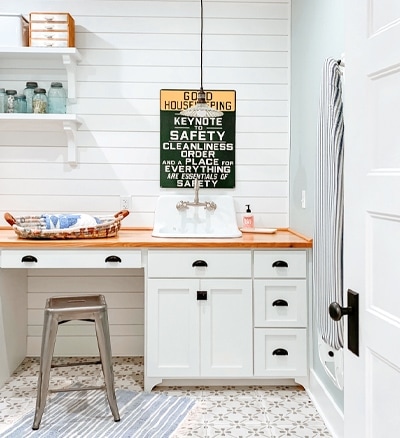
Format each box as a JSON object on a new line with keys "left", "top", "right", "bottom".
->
{"left": 253, "top": 250, "right": 308, "bottom": 378}
{"left": 29, "top": 12, "right": 75, "bottom": 47}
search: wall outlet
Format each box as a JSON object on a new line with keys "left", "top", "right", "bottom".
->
{"left": 301, "top": 190, "right": 306, "bottom": 209}
{"left": 120, "top": 196, "right": 131, "bottom": 211}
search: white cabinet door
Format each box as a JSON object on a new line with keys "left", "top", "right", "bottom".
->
{"left": 201, "top": 279, "right": 253, "bottom": 377}
{"left": 146, "top": 278, "right": 200, "bottom": 377}
{"left": 147, "top": 278, "right": 253, "bottom": 378}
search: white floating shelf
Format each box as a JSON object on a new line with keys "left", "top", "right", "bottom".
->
{"left": 0, "top": 47, "right": 81, "bottom": 100}
{"left": 0, "top": 114, "right": 82, "bottom": 165}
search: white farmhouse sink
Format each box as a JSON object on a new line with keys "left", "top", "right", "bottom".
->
{"left": 152, "top": 194, "right": 242, "bottom": 238}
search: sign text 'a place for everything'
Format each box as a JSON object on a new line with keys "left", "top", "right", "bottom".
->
{"left": 160, "top": 89, "right": 236, "bottom": 188}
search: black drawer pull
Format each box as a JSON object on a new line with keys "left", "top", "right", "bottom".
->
{"left": 21, "top": 255, "right": 38, "bottom": 263}
{"left": 197, "top": 291, "right": 207, "bottom": 300}
{"left": 272, "top": 260, "right": 288, "bottom": 268}
{"left": 272, "top": 299, "right": 289, "bottom": 307}
{"left": 272, "top": 348, "right": 288, "bottom": 356}
{"left": 192, "top": 260, "right": 208, "bottom": 268}
{"left": 105, "top": 255, "right": 122, "bottom": 263}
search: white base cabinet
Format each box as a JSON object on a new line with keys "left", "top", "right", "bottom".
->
{"left": 147, "top": 278, "right": 253, "bottom": 378}
{"left": 146, "top": 250, "right": 253, "bottom": 388}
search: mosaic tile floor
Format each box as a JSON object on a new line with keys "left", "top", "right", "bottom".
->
{"left": 0, "top": 357, "right": 332, "bottom": 437}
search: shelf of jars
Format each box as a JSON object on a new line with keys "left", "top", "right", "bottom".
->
{"left": 0, "top": 47, "right": 82, "bottom": 164}
{"left": 0, "top": 47, "right": 81, "bottom": 100}
{"left": 0, "top": 114, "right": 82, "bottom": 164}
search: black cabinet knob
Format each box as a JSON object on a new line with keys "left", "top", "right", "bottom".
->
{"left": 272, "top": 260, "right": 288, "bottom": 268}
{"left": 272, "top": 348, "right": 288, "bottom": 356}
{"left": 197, "top": 291, "right": 207, "bottom": 300}
{"left": 105, "top": 255, "right": 122, "bottom": 263}
{"left": 272, "top": 299, "right": 289, "bottom": 307}
{"left": 192, "top": 260, "right": 208, "bottom": 268}
{"left": 21, "top": 255, "right": 38, "bottom": 263}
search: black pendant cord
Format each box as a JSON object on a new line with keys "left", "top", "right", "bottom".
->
{"left": 200, "top": 0, "right": 204, "bottom": 91}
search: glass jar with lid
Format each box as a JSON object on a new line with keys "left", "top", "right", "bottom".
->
{"left": 23, "top": 81, "right": 38, "bottom": 113}
{"left": 48, "top": 82, "right": 67, "bottom": 114}
{"left": 33, "top": 88, "right": 47, "bottom": 114}
{"left": 14, "top": 95, "right": 27, "bottom": 113}
{"left": 0, "top": 88, "right": 6, "bottom": 113}
{"left": 6, "top": 89, "right": 17, "bottom": 113}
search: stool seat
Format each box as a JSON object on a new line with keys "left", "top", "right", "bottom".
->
{"left": 32, "top": 294, "right": 120, "bottom": 430}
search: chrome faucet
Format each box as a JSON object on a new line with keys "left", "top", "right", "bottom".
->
{"left": 176, "top": 178, "right": 217, "bottom": 211}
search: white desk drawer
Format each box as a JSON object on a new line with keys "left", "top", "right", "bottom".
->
{"left": 0, "top": 250, "right": 142, "bottom": 269}
{"left": 147, "top": 250, "right": 251, "bottom": 278}
{"left": 254, "top": 279, "right": 307, "bottom": 327}
{"left": 254, "top": 328, "right": 307, "bottom": 377}
{"left": 254, "top": 250, "right": 307, "bottom": 278}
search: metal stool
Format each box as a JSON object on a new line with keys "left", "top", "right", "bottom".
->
{"left": 32, "top": 294, "right": 120, "bottom": 430}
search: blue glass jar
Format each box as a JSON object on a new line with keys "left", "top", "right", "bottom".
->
{"left": 33, "top": 88, "right": 47, "bottom": 114}
{"left": 14, "top": 95, "right": 27, "bottom": 113}
{"left": 48, "top": 82, "right": 66, "bottom": 114}
{"left": 23, "top": 81, "right": 38, "bottom": 113}
{"left": 6, "top": 89, "right": 17, "bottom": 113}
{"left": 0, "top": 88, "right": 6, "bottom": 113}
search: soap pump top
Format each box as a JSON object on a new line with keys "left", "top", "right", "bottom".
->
{"left": 243, "top": 204, "right": 254, "bottom": 228}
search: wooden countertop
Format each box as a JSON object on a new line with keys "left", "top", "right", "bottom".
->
{"left": 0, "top": 227, "right": 312, "bottom": 249}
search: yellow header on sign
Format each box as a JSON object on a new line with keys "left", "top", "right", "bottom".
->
{"left": 160, "top": 89, "right": 236, "bottom": 112}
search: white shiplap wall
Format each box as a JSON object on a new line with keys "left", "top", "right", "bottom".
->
{"left": 0, "top": 0, "right": 290, "bottom": 356}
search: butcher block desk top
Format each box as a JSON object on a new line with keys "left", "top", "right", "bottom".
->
{"left": 0, "top": 228, "right": 312, "bottom": 249}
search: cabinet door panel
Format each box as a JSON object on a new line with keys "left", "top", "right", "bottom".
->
{"left": 147, "top": 279, "right": 199, "bottom": 377}
{"left": 201, "top": 279, "right": 253, "bottom": 377}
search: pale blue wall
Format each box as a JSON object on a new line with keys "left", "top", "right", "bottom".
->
{"left": 290, "top": 0, "right": 345, "bottom": 410}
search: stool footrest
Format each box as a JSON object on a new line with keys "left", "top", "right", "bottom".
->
{"left": 50, "top": 385, "right": 106, "bottom": 393}
{"left": 51, "top": 360, "right": 101, "bottom": 368}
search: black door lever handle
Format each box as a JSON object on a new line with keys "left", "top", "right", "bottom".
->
{"left": 329, "top": 289, "right": 359, "bottom": 356}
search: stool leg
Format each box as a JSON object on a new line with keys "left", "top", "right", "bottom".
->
{"left": 32, "top": 311, "right": 59, "bottom": 430}
{"left": 94, "top": 309, "right": 120, "bottom": 422}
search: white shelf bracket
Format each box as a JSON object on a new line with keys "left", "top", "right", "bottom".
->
{"left": 63, "top": 120, "right": 78, "bottom": 165}
{"left": 62, "top": 54, "right": 78, "bottom": 102}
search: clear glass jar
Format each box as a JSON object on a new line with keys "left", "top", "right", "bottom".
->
{"left": 0, "top": 88, "right": 6, "bottom": 113}
{"left": 23, "top": 81, "right": 38, "bottom": 113}
{"left": 48, "top": 82, "right": 67, "bottom": 114}
{"left": 6, "top": 89, "right": 17, "bottom": 113}
{"left": 33, "top": 88, "right": 47, "bottom": 114}
{"left": 14, "top": 95, "right": 27, "bottom": 113}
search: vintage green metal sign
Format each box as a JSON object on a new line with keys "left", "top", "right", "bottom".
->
{"left": 160, "top": 89, "right": 236, "bottom": 188}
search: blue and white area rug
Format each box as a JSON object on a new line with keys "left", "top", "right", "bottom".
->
{"left": 1, "top": 389, "right": 196, "bottom": 437}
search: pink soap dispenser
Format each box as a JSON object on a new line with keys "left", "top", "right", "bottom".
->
{"left": 243, "top": 204, "right": 254, "bottom": 229}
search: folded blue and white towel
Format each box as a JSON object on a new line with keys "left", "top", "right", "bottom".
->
{"left": 41, "top": 214, "right": 101, "bottom": 230}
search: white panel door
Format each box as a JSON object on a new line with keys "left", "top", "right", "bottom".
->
{"left": 200, "top": 279, "right": 253, "bottom": 377}
{"left": 345, "top": 1, "right": 400, "bottom": 436}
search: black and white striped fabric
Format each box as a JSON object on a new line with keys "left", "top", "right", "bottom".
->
{"left": 313, "top": 58, "right": 344, "bottom": 351}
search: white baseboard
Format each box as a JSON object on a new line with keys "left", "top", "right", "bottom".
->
{"left": 307, "top": 369, "right": 344, "bottom": 438}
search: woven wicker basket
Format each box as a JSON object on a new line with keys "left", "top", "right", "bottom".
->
{"left": 4, "top": 210, "right": 129, "bottom": 240}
